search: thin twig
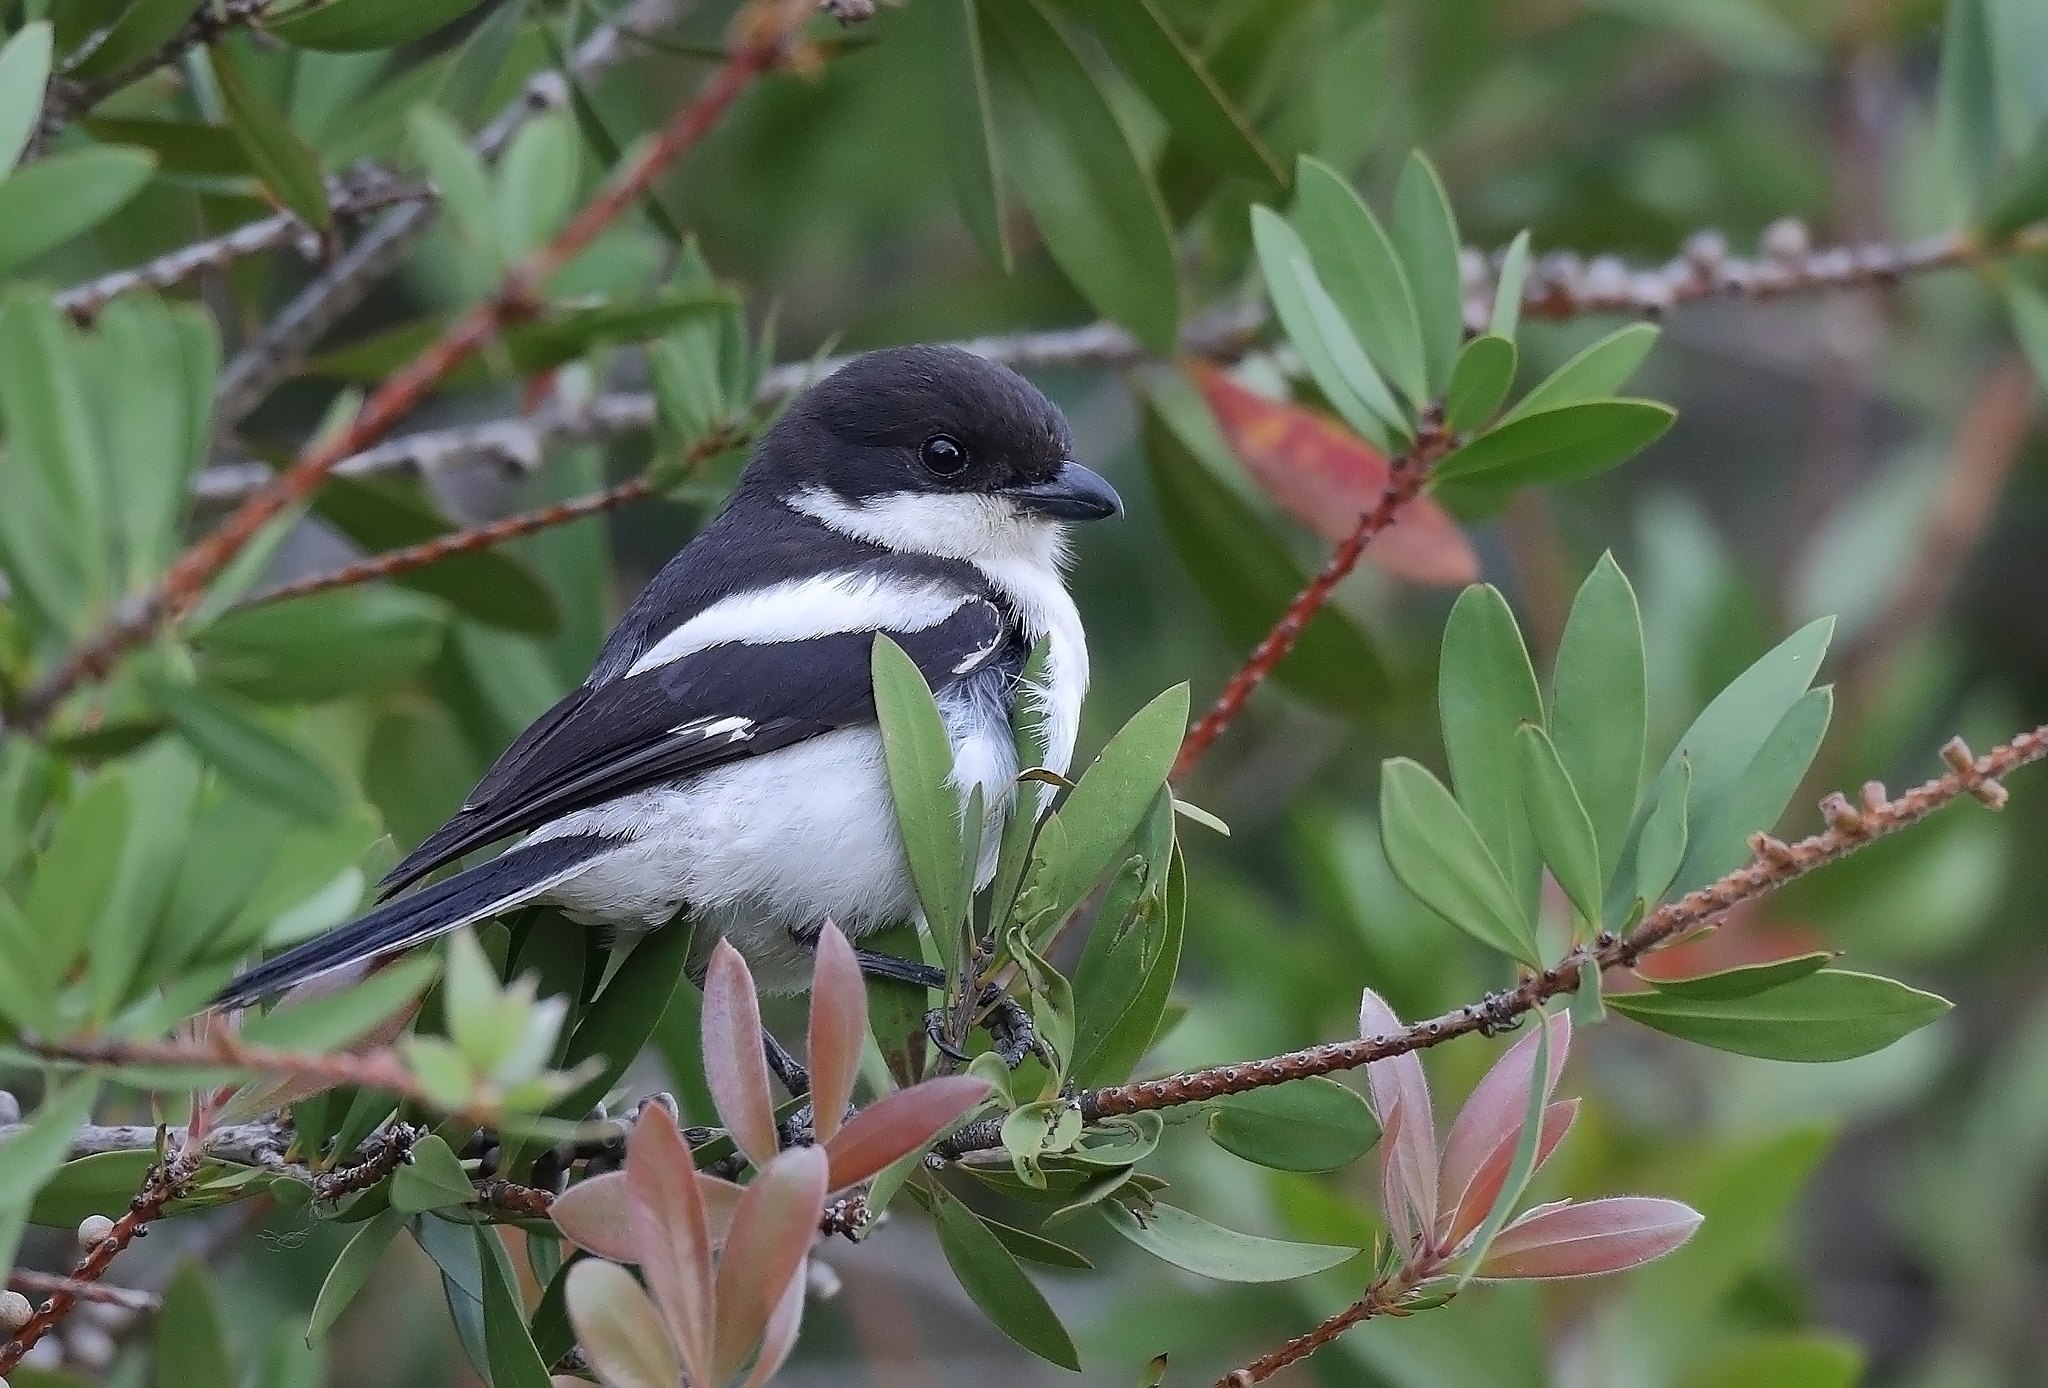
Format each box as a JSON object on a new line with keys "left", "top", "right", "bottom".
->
{"left": 6, "top": 1270, "right": 161, "bottom": 1314}
{"left": 9, "top": 30, "right": 786, "bottom": 736}
{"left": 23, "top": 1032, "right": 431, "bottom": 1106}
{"left": 0, "top": 1120, "right": 290, "bottom": 1163}
{"left": 943, "top": 721, "right": 2048, "bottom": 1156}
{"left": 310, "top": 1122, "right": 422, "bottom": 1202}
{"left": 29, "top": 0, "right": 275, "bottom": 157}
{"left": 1216, "top": 1272, "right": 1425, "bottom": 1385}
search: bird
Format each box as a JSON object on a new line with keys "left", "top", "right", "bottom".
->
{"left": 213, "top": 345, "right": 1122, "bottom": 1063}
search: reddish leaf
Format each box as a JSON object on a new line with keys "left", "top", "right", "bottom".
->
{"left": 1444, "top": 1099, "right": 1579, "bottom": 1251}
{"left": 625, "top": 1107, "right": 717, "bottom": 1388}
{"left": 823, "top": 1075, "right": 992, "bottom": 1193}
{"left": 713, "top": 1145, "right": 829, "bottom": 1383}
{"left": 1438, "top": 1011, "right": 1571, "bottom": 1221}
{"left": 703, "top": 939, "right": 781, "bottom": 1169}
{"left": 1192, "top": 363, "right": 1478, "bottom": 587}
{"left": 1475, "top": 1196, "right": 1702, "bottom": 1280}
{"left": 1376, "top": 1097, "right": 1418, "bottom": 1253}
{"left": 740, "top": 1262, "right": 807, "bottom": 1388}
{"left": 564, "top": 1259, "right": 681, "bottom": 1388}
{"left": 551, "top": 1170, "right": 635, "bottom": 1262}
{"left": 806, "top": 920, "right": 867, "bottom": 1145}
{"left": 1359, "top": 989, "right": 1437, "bottom": 1239}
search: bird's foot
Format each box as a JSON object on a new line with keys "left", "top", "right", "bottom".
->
{"left": 921, "top": 983, "right": 1047, "bottom": 1071}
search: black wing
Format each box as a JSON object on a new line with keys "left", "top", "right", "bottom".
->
{"left": 379, "top": 599, "right": 1017, "bottom": 897}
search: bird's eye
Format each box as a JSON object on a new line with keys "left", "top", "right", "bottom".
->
{"left": 919, "top": 434, "right": 969, "bottom": 477}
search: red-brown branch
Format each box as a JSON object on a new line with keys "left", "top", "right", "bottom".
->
{"left": 1172, "top": 420, "right": 1457, "bottom": 780}
{"left": 8, "top": 38, "right": 782, "bottom": 735}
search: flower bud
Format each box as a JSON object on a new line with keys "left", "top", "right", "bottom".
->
{"left": 0, "top": 1289, "right": 33, "bottom": 1332}
{"left": 76, "top": 1214, "right": 116, "bottom": 1249}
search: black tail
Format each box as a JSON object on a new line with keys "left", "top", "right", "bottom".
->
{"left": 213, "top": 835, "right": 614, "bottom": 1011}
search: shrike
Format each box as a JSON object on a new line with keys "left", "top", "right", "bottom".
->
{"left": 216, "top": 346, "right": 1121, "bottom": 1046}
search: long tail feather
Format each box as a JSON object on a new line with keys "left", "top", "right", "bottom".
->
{"left": 213, "top": 834, "right": 614, "bottom": 1010}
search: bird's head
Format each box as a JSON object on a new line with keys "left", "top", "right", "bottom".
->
{"left": 748, "top": 345, "right": 1122, "bottom": 565}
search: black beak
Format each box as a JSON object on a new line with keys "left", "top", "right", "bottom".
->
{"left": 1004, "top": 461, "right": 1123, "bottom": 522}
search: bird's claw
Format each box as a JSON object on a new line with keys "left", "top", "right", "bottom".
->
{"left": 922, "top": 986, "right": 1050, "bottom": 1071}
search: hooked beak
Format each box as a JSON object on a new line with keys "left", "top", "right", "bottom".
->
{"left": 1003, "top": 461, "right": 1124, "bottom": 522}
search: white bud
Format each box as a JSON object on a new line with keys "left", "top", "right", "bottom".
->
{"left": 0, "top": 1290, "right": 32, "bottom": 1332}
{"left": 75, "top": 1214, "right": 116, "bottom": 1248}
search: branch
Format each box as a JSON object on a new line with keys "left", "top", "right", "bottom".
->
{"left": 30, "top": 1, "right": 274, "bottom": 157}
{"left": 9, "top": 28, "right": 788, "bottom": 737}
{"left": 6, "top": 1269, "right": 160, "bottom": 1315}
{"left": 1216, "top": 1271, "right": 1425, "bottom": 1386}
{"left": 0, "top": 1119, "right": 289, "bottom": 1164}
{"left": 943, "top": 722, "right": 2048, "bottom": 1156}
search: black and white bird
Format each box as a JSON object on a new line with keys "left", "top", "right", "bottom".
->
{"left": 215, "top": 345, "right": 1120, "bottom": 1019}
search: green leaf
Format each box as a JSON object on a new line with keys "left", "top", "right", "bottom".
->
{"left": 391, "top": 1135, "right": 477, "bottom": 1213}
{"left": 872, "top": 634, "right": 969, "bottom": 966}
{"left": 1488, "top": 230, "right": 1532, "bottom": 338}
{"left": 1071, "top": 823, "right": 1186, "bottom": 1089}
{"left": 0, "top": 23, "right": 51, "bottom": 177}
{"left": 1294, "top": 156, "right": 1427, "bottom": 408}
{"left": 477, "top": 1225, "right": 553, "bottom": 1388}
{"left": 1982, "top": 119, "right": 2048, "bottom": 237}
{"left": 1609, "top": 969, "right": 1950, "bottom": 1061}
{"left": 983, "top": 1215, "right": 1093, "bottom": 1269}
{"left": 1439, "top": 583, "right": 1544, "bottom": 916}
{"left": 1206, "top": 1077, "right": 1379, "bottom": 1172}
{"left": 1516, "top": 725, "right": 1602, "bottom": 926}
{"left": 1099, "top": 1199, "right": 1358, "bottom": 1282}
{"left": 145, "top": 675, "right": 342, "bottom": 823}
{"left": 1646, "top": 952, "right": 1835, "bottom": 1001}
{"left": 1073, "top": 0, "right": 1283, "bottom": 191}
{"left": 932, "top": 1182, "right": 1081, "bottom": 1370}
{"left": 409, "top": 105, "right": 499, "bottom": 271}
{"left": 1026, "top": 684, "right": 1189, "bottom": 932}
{"left": 1936, "top": 0, "right": 2001, "bottom": 195}
{"left": 979, "top": 0, "right": 1179, "bottom": 354}
{"left": 67, "top": 0, "right": 193, "bottom": 79}
{"left": 0, "top": 1079, "right": 99, "bottom": 1269}
{"left": 0, "top": 893, "right": 56, "bottom": 1031}
{"left": 921, "top": 0, "right": 1008, "bottom": 269}
{"left": 1507, "top": 324, "right": 1660, "bottom": 420}
{"left": 1549, "top": 554, "right": 1648, "bottom": 882}
{"left": 240, "top": 954, "right": 438, "bottom": 1052}
{"left": 1631, "top": 756, "right": 1691, "bottom": 917}
{"left": 1676, "top": 685, "right": 1832, "bottom": 892}
{"left": 196, "top": 589, "right": 448, "bottom": 704}
{"left": 2006, "top": 277, "right": 2048, "bottom": 390}
{"left": 309, "top": 1208, "right": 406, "bottom": 1339}
{"left": 1434, "top": 400, "right": 1676, "bottom": 487}
{"left": 1445, "top": 333, "right": 1516, "bottom": 433}
{"left": 1392, "top": 151, "right": 1465, "bottom": 393}
{"left": 1142, "top": 399, "right": 1390, "bottom": 719}
{"left": 1249, "top": 205, "right": 1397, "bottom": 450}
{"left": 494, "top": 110, "right": 578, "bottom": 260}
{"left": 157, "top": 1261, "right": 235, "bottom": 1388}
{"left": 210, "top": 46, "right": 331, "bottom": 232}
{"left": 26, "top": 771, "right": 128, "bottom": 978}
{"left": 1683, "top": 1334, "right": 1863, "bottom": 1388}
{"left": 0, "top": 292, "right": 109, "bottom": 626}
{"left": 28, "top": 1149, "right": 156, "bottom": 1228}
{"left": 1380, "top": 758, "right": 1538, "bottom": 965}
{"left": 1454, "top": 1005, "right": 1553, "bottom": 1288}
{"left": 268, "top": 0, "right": 492, "bottom": 52}
{"left": 552, "top": 919, "right": 692, "bottom": 1120}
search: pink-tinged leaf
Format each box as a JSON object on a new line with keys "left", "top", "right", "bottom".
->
{"left": 1438, "top": 1011, "right": 1571, "bottom": 1221}
{"left": 565, "top": 1259, "right": 682, "bottom": 1388}
{"left": 1193, "top": 363, "right": 1480, "bottom": 587}
{"left": 824, "top": 1075, "right": 991, "bottom": 1194}
{"left": 626, "top": 1107, "right": 717, "bottom": 1388}
{"left": 806, "top": 920, "right": 867, "bottom": 1145}
{"left": 703, "top": 939, "right": 781, "bottom": 1169}
{"left": 551, "top": 1171, "right": 635, "bottom": 1262}
{"left": 1376, "top": 1097, "right": 1416, "bottom": 1254}
{"left": 1359, "top": 989, "right": 1437, "bottom": 1236}
{"left": 741, "top": 1260, "right": 808, "bottom": 1388}
{"left": 713, "top": 1145, "right": 829, "bottom": 1383}
{"left": 1444, "top": 1099, "right": 1579, "bottom": 1251}
{"left": 1475, "top": 1196, "right": 1702, "bottom": 1280}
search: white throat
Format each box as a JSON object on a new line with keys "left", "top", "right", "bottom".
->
{"left": 786, "top": 486, "right": 1090, "bottom": 777}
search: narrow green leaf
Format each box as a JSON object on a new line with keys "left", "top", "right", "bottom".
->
{"left": 309, "top": 1209, "right": 405, "bottom": 1340}
{"left": 268, "top": 0, "right": 492, "bottom": 52}
{"left": 477, "top": 1225, "right": 553, "bottom": 1388}
{"left": 1099, "top": 1199, "right": 1358, "bottom": 1282}
{"left": 158, "top": 1261, "right": 235, "bottom": 1388}
{"left": 391, "top": 1136, "right": 477, "bottom": 1213}
{"left": 1550, "top": 554, "right": 1648, "bottom": 881}
{"left": 1248, "top": 205, "right": 1396, "bottom": 450}
{"left": 89, "top": 296, "right": 218, "bottom": 588}
{"left": 1071, "top": 817, "right": 1185, "bottom": 1089}
{"left": 196, "top": 589, "right": 448, "bottom": 704}
{"left": 1206, "top": 1078, "right": 1379, "bottom": 1172}
{"left": 1073, "top": 0, "right": 1283, "bottom": 190}
{"left": 1686, "top": 1334, "right": 1863, "bottom": 1388}
{"left": 2003, "top": 278, "right": 2048, "bottom": 389}
{"left": 145, "top": 675, "right": 343, "bottom": 823}
{"left": 0, "top": 1079, "right": 99, "bottom": 1270}
{"left": 1516, "top": 724, "right": 1602, "bottom": 926}
{"left": 241, "top": 954, "right": 438, "bottom": 1052}
{"left": 494, "top": 110, "right": 579, "bottom": 259}
{"left": 68, "top": 0, "right": 192, "bottom": 79}
{"left": 1609, "top": 969, "right": 1951, "bottom": 1061}
{"left": 1489, "top": 230, "right": 1532, "bottom": 338}
{"left": 1935, "top": 0, "right": 2001, "bottom": 195}
{"left": 1982, "top": 119, "right": 2048, "bottom": 237}
{"left": 1434, "top": 400, "right": 1676, "bottom": 487}
{"left": 1631, "top": 755, "right": 1691, "bottom": 917}
{"left": 1647, "top": 952, "right": 1835, "bottom": 1001}
{"left": 1387, "top": 154, "right": 1466, "bottom": 393}
{"left": 932, "top": 1183, "right": 1081, "bottom": 1370}
{"left": 1508, "top": 324, "right": 1661, "bottom": 420}
{"left": 211, "top": 47, "right": 331, "bottom": 231}
{"left": 0, "top": 293, "right": 108, "bottom": 621}
{"left": 1380, "top": 758, "right": 1539, "bottom": 964}
{"left": 1439, "top": 584, "right": 1545, "bottom": 918}
{"left": 1295, "top": 252, "right": 1409, "bottom": 443}
{"left": 1294, "top": 156, "right": 1427, "bottom": 408}
{"left": 872, "top": 634, "right": 968, "bottom": 964}
{"left": 1676, "top": 686, "right": 1832, "bottom": 892}
{"left": 25, "top": 771, "right": 127, "bottom": 978}
{"left": 0, "top": 22, "right": 51, "bottom": 177}
{"left": 552, "top": 915, "right": 693, "bottom": 1120}
{"left": 409, "top": 105, "right": 499, "bottom": 271}
{"left": 979, "top": 0, "right": 1179, "bottom": 354}
{"left": 1445, "top": 333, "right": 1516, "bottom": 433}
{"left": 983, "top": 1215, "right": 1093, "bottom": 1269}
{"left": 918, "top": 0, "right": 1009, "bottom": 270}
